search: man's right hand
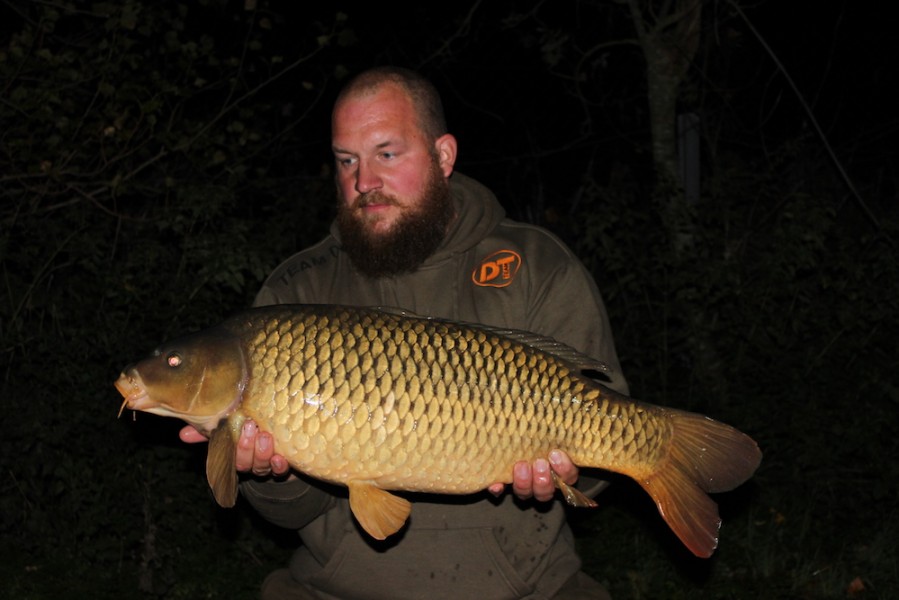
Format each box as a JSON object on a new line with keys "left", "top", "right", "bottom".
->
{"left": 179, "top": 421, "right": 294, "bottom": 480}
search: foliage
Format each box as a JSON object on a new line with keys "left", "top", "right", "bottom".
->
{"left": 571, "top": 133, "right": 899, "bottom": 598}
{"left": 1, "top": 1, "right": 336, "bottom": 597}
{"left": 2, "top": 1, "right": 897, "bottom": 598}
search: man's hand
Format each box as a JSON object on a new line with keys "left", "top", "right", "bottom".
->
{"left": 487, "top": 450, "right": 578, "bottom": 502}
{"left": 179, "top": 421, "right": 293, "bottom": 479}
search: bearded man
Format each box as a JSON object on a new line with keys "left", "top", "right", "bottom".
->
{"left": 182, "top": 66, "right": 628, "bottom": 600}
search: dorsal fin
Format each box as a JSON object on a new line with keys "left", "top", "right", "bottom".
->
{"left": 370, "top": 305, "right": 614, "bottom": 378}
{"left": 484, "top": 327, "right": 613, "bottom": 376}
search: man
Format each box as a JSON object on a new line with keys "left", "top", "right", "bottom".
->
{"left": 182, "top": 66, "right": 628, "bottom": 599}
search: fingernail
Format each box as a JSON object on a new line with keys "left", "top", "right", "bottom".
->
{"left": 257, "top": 433, "right": 270, "bottom": 452}
{"left": 549, "top": 450, "right": 562, "bottom": 466}
{"left": 243, "top": 421, "right": 256, "bottom": 436}
{"left": 534, "top": 459, "right": 549, "bottom": 474}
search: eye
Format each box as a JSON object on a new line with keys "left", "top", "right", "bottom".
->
{"left": 166, "top": 352, "right": 183, "bottom": 368}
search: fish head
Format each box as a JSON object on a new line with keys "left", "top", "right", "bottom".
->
{"left": 115, "top": 327, "right": 247, "bottom": 435}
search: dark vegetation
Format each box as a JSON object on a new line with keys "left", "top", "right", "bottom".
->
{"left": 2, "top": 1, "right": 897, "bottom": 598}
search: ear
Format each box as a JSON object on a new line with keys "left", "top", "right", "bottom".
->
{"left": 434, "top": 133, "right": 457, "bottom": 177}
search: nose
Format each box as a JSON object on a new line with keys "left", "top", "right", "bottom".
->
{"left": 355, "top": 159, "right": 383, "bottom": 194}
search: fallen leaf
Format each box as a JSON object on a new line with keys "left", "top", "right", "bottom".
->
{"left": 846, "top": 576, "right": 865, "bottom": 597}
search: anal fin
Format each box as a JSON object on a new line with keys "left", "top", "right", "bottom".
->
{"left": 552, "top": 471, "right": 598, "bottom": 508}
{"left": 347, "top": 481, "right": 412, "bottom": 540}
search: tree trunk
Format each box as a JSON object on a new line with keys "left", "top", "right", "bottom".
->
{"left": 625, "top": 0, "right": 730, "bottom": 400}
{"left": 626, "top": 0, "right": 703, "bottom": 191}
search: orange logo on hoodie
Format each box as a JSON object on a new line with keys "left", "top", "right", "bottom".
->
{"left": 472, "top": 250, "right": 522, "bottom": 287}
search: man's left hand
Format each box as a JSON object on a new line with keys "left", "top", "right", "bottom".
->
{"left": 487, "top": 450, "right": 577, "bottom": 502}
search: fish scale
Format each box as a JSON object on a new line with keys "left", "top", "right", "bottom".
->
{"left": 115, "top": 303, "right": 761, "bottom": 557}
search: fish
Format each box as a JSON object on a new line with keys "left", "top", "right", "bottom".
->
{"left": 114, "top": 304, "right": 761, "bottom": 557}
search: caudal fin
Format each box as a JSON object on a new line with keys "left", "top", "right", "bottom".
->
{"left": 638, "top": 410, "right": 762, "bottom": 558}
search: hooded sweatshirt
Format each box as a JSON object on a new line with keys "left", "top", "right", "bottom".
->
{"left": 242, "top": 173, "right": 628, "bottom": 599}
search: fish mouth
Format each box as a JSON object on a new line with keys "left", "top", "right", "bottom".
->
{"left": 114, "top": 372, "right": 152, "bottom": 417}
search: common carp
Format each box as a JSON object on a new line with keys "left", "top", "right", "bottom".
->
{"left": 114, "top": 304, "right": 761, "bottom": 557}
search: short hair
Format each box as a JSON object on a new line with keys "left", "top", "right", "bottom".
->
{"left": 334, "top": 66, "right": 448, "bottom": 141}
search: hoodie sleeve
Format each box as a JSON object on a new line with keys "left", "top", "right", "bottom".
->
{"left": 525, "top": 241, "right": 629, "bottom": 397}
{"left": 239, "top": 478, "right": 337, "bottom": 531}
{"left": 515, "top": 229, "right": 629, "bottom": 499}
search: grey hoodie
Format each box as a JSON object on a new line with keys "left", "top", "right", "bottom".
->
{"left": 242, "top": 173, "right": 628, "bottom": 599}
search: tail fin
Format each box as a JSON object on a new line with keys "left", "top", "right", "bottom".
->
{"left": 638, "top": 410, "right": 762, "bottom": 557}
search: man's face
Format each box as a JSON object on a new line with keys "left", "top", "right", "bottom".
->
{"left": 331, "top": 84, "right": 457, "bottom": 276}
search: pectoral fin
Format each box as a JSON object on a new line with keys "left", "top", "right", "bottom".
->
{"left": 552, "top": 471, "right": 598, "bottom": 508}
{"left": 207, "top": 426, "right": 239, "bottom": 507}
{"left": 347, "top": 481, "right": 412, "bottom": 540}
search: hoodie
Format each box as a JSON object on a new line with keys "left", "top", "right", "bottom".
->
{"left": 242, "top": 173, "right": 628, "bottom": 599}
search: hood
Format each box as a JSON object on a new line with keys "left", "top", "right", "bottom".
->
{"left": 433, "top": 172, "right": 506, "bottom": 260}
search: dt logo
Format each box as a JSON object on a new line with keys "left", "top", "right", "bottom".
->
{"left": 472, "top": 250, "right": 522, "bottom": 288}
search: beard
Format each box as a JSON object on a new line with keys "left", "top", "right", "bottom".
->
{"left": 336, "top": 162, "right": 454, "bottom": 278}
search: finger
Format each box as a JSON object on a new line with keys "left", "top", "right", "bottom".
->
{"left": 487, "top": 482, "right": 505, "bottom": 497}
{"left": 253, "top": 431, "right": 275, "bottom": 476}
{"left": 549, "top": 450, "right": 579, "bottom": 485}
{"left": 179, "top": 425, "right": 208, "bottom": 444}
{"left": 531, "top": 458, "right": 555, "bottom": 502}
{"left": 270, "top": 454, "right": 292, "bottom": 478}
{"left": 512, "top": 461, "right": 532, "bottom": 499}
{"left": 235, "top": 420, "right": 259, "bottom": 473}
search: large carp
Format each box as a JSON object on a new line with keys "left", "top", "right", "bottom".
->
{"left": 115, "top": 304, "right": 761, "bottom": 557}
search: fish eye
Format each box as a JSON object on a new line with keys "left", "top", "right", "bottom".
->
{"left": 166, "top": 352, "right": 183, "bottom": 368}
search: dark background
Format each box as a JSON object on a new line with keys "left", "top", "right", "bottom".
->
{"left": 2, "top": 1, "right": 897, "bottom": 598}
